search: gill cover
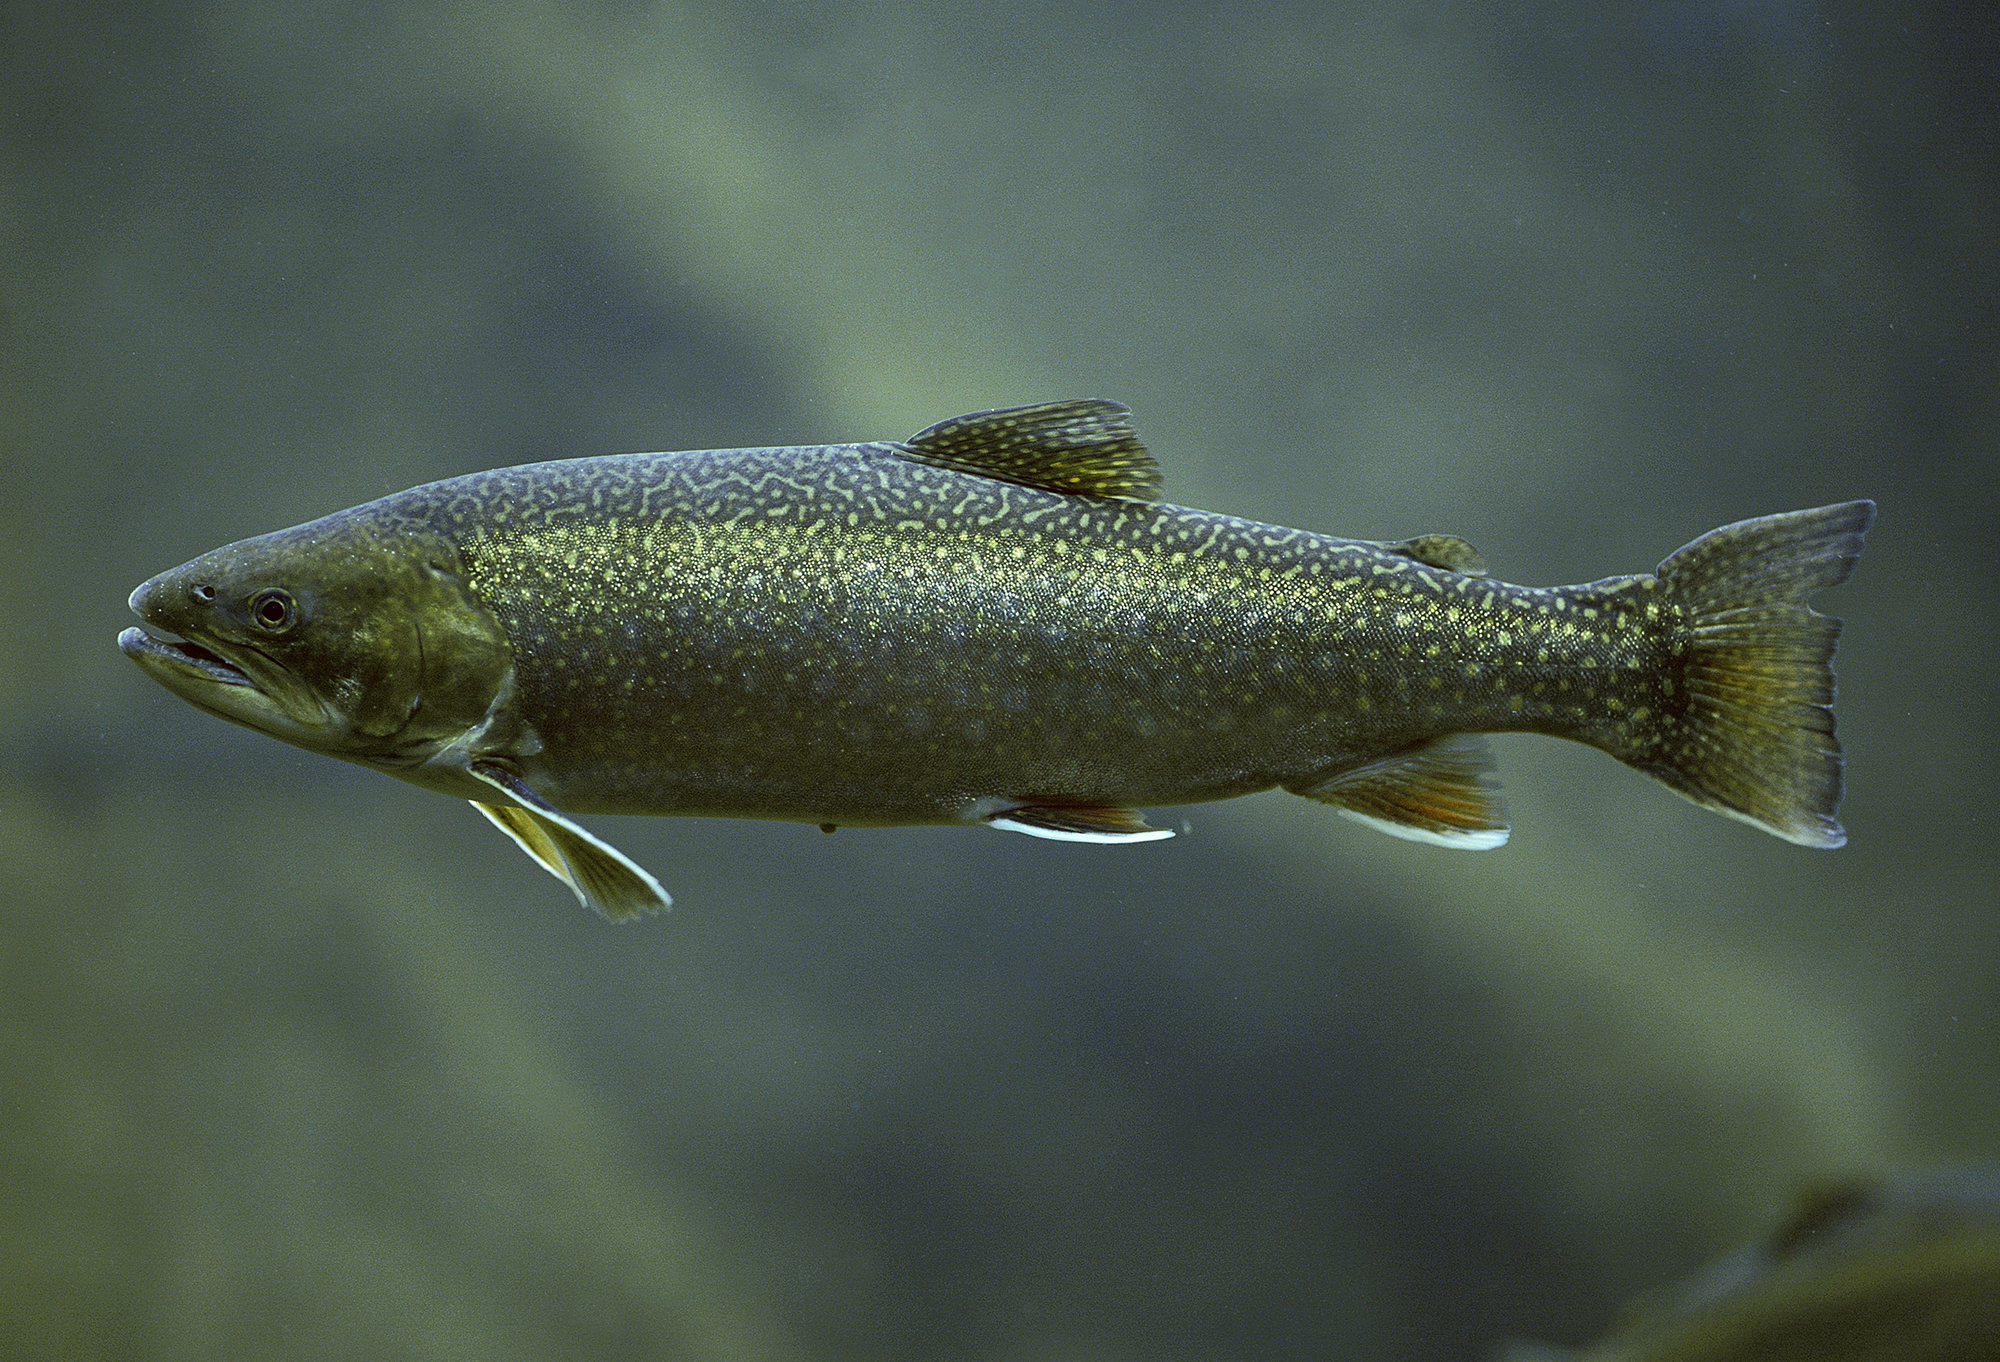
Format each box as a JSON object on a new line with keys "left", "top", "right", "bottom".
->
{"left": 124, "top": 501, "right": 677, "bottom": 919}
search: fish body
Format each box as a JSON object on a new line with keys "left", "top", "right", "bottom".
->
{"left": 418, "top": 443, "right": 1647, "bottom": 822}
{"left": 120, "top": 400, "right": 1873, "bottom": 919}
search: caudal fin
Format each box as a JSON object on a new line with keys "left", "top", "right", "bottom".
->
{"left": 1643, "top": 501, "right": 1874, "bottom": 847}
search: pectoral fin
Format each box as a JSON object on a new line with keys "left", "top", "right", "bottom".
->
{"left": 466, "top": 761, "right": 671, "bottom": 920}
{"left": 988, "top": 804, "right": 1175, "bottom": 843}
{"left": 1292, "top": 735, "right": 1509, "bottom": 849}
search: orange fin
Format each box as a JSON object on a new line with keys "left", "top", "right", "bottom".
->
{"left": 989, "top": 804, "right": 1175, "bottom": 843}
{"left": 1292, "top": 735, "right": 1509, "bottom": 849}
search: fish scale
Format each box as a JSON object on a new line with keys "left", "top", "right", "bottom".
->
{"left": 447, "top": 444, "right": 1546, "bottom": 819}
{"left": 120, "top": 399, "right": 1872, "bottom": 920}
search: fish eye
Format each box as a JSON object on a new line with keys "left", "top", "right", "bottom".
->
{"left": 249, "top": 588, "right": 298, "bottom": 634}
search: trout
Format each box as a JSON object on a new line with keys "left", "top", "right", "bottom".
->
{"left": 118, "top": 400, "right": 1873, "bottom": 920}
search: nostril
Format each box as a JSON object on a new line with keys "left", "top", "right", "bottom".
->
{"left": 192, "top": 583, "right": 216, "bottom": 602}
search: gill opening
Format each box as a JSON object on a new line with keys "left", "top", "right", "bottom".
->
{"left": 377, "top": 616, "right": 429, "bottom": 752}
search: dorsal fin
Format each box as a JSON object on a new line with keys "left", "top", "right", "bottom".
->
{"left": 1389, "top": 534, "right": 1488, "bottom": 576}
{"left": 898, "top": 399, "right": 1162, "bottom": 501}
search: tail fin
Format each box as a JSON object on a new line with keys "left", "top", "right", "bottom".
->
{"left": 1645, "top": 501, "right": 1875, "bottom": 847}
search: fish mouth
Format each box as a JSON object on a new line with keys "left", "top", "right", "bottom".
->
{"left": 121, "top": 571, "right": 338, "bottom": 741}
{"left": 118, "top": 616, "right": 329, "bottom": 739}
{"left": 117, "top": 626, "right": 255, "bottom": 687}
{"left": 120, "top": 619, "right": 330, "bottom": 740}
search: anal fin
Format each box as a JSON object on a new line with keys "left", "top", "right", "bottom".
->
{"left": 988, "top": 804, "right": 1175, "bottom": 844}
{"left": 1292, "top": 735, "right": 1509, "bottom": 850}
{"left": 468, "top": 761, "right": 671, "bottom": 920}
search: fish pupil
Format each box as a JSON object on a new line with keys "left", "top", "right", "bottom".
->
{"left": 251, "top": 589, "right": 296, "bottom": 632}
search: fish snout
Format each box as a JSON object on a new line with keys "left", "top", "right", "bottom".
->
{"left": 127, "top": 574, "right": 163, "bottom": 621}
{"left": 127, "top": 564, "right": 222, "bottom": 632}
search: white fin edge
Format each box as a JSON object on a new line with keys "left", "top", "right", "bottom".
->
{"left": 464, "top": 760, "right": 673, "bottom": 919}
{"left": 472, "top": 799, "right": 568, "bottom": 879}
{"left": 988, "top": 816, "right": 1176, "bottom": 844}
{"left": 471, "top": 800, "right": 673, "bottom": 919}
{"left": 1335, "top": 806, "right": 1510, "bottom": 850}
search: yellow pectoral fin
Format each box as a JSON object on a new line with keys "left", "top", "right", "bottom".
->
{"left": 471, "top": 801, "right": 671, "bottom": 921}
{"left": 470, "top": 799, "right": 567, "bottom": 880}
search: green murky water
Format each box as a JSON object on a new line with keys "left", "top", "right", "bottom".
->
{"left": 4, "top": 5, "right": 1994, "bottom": 1358}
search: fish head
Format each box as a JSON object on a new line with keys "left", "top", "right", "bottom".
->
{"left": 120, "top": 508, "right": 513, "bottom": 768}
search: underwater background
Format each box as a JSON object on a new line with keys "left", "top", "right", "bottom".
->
{"left": 4, "top": 2, "right": 1996, "bottom": 1358}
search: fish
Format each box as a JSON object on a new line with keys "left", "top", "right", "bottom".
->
{"left": 118, "top": 399, "right": 1874, "bottom": 920}
{"left": 1495, "top": 1169, "right": 2000, "bottom": 1360}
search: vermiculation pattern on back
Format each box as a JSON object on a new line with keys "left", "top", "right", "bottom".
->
{"left": 405, "top": 440, "right": 1667, "bottom": 824}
